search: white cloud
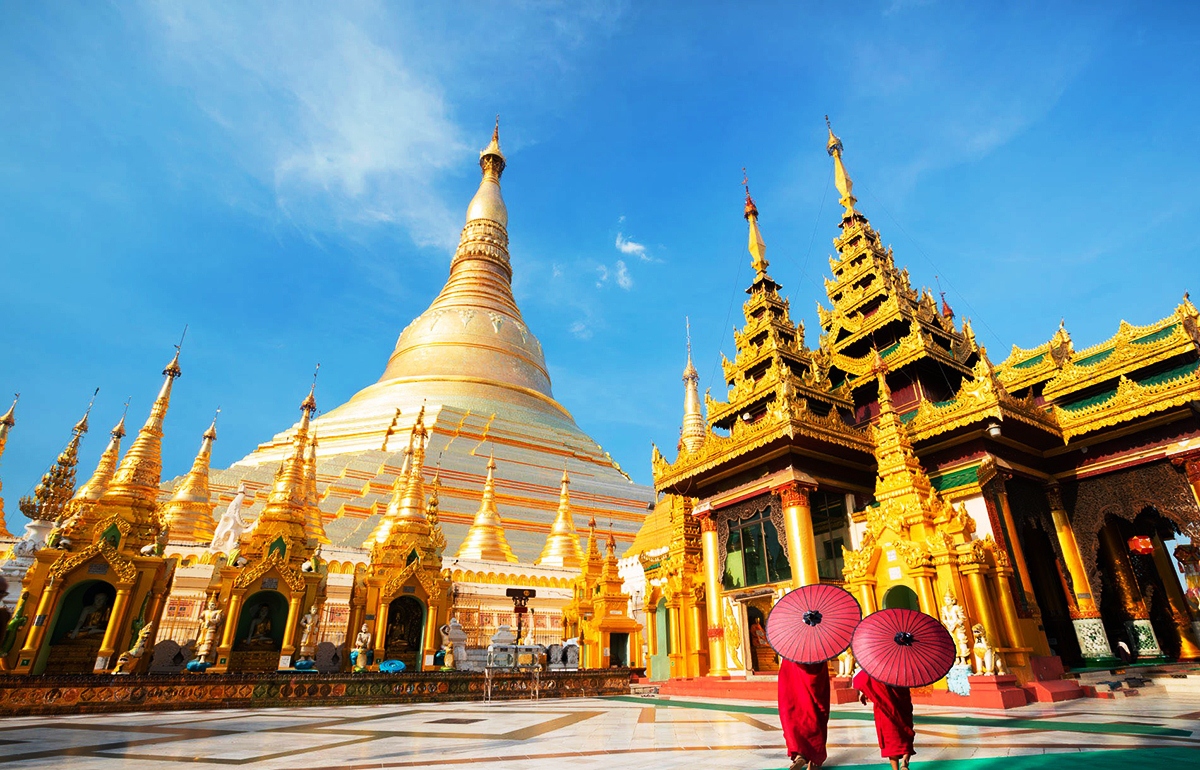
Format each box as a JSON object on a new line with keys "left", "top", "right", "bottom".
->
{"left": 615, "top": 260, "right": 633, "bottom": 290}
{"left": 143, "top": 2, "right": 465, "bottom": 250}
{"left": 595, "top": 264, "right": 609, "bottom": 287}
{"left": 615, "top": 231, "right": 649, "bottom": 261}
{"left": 569, "top": 321, "right": 592, "bottom": 340}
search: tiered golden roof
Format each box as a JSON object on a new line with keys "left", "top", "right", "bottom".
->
{"left": 534, "top": 469, "right": 585, "bottom": 568}
{"left": 653, "top": 185, "right": 871, "bottom": 490}
{"left": 817, "top": 123, "right": 979, "bottom": 394}
{"left": 454, "top": 454, "right": 518, "bottom": 562}
{"left": 0, "top": 395, "right": 18, "bottom": 538}
{"left": 159, "top": 414, "right": 218, "bottom": 543}
{"left": 19, "top": 400, "right": 91, "bottom": 523}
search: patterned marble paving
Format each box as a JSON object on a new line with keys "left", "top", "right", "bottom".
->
{"left": 0, "top": 691, "right": 1198, "bottom": 769}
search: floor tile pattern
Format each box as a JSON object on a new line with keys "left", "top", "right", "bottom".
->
{"left": 1, "top": 691, "right": 1197, "bottom": 769}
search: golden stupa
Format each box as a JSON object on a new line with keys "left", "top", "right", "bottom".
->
{"left": 186, "top": 123, "right": 652, "bottom": 560}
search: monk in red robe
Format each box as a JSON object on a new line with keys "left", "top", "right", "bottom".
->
{"left": 853, "top": 669, "right": 914, "bottom": 770}
{"left": 778, "top": 659, "right": 831, "bottom": 770}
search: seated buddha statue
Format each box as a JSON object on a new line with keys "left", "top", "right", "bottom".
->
{"left": 68, "top": 593, "right": 111, "bottom": 639}
{"left": 243, "top": 605, "right": 274, "bottom": 647}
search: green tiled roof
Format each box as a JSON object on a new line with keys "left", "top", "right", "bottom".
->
{"left": 1132, "top": 323, "right": 1179, "bottom": 345}
{"left": 1012, "top": 352, "right": 1046, "bottom": 370}
{"left": 899, "top": 409, "right": 919, "bottom": 424}
{"left": 1058, "top": 358, "right": 1199, "bottom": 413}
{"left": 880, "top": 341, "right": 901, "bottom": 358}
{"left": 930, "top": 465, "right": 980, "bottom": 492}
{"left": 1074, "top": 348, "right": 1113, "bottom": 367}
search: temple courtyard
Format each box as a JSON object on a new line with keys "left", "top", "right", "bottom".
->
{"left": 1, "top": 690, "right": 1198, "bottom": 770}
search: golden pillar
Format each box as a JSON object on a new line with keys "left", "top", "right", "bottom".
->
{"left": 1045, "top": 487, "right": 1099, "bottom": 613}
{"left": 688, "top": 601, "right": 704, "bottom": 676}
{"left": 993, "top": 482, "right": 1038, "bottom": 608}
{"left": 856, "top": 580, "right": 878, "bottom": 615}
{"left": 19, "top": 583, "right": 61, "bottom": 664}
{"left": 219, "top": 593, "right": 244, "bottom": 651}
{"left": 422, "top": 600, "right": 440, "bottom": 670}
{"left": 1099, "top": 519, "right": 1164, "bottom": 658}
{"left": 913, "top": 569, "right": 938, "bottom": 617}
{"left": 962, "top": 565, "right": 1002, "bottom": 647}
{"left": 373, "top": 599, "right": 390, "bottom": 667}
{"left": 95, "top": 586, "right": 132, "bottom": 671}
{"left": 1148, "top": 532, "right": 1200, "bottom": 660}
{"left": 646, "top": 600, "right": 658, "bottom": 657}
{"left": 700, "top": 516, "right": 728, "bottom": 676}
{"left": 279, "top": 594, "right": 303, "bottom": 668}
{"left": 780, "top": 483, "right": 819, "bottom": 587}
{"left": 991, "top": 564, "right": 1026, "bottom": 650}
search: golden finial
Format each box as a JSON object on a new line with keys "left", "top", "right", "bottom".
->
{"left": 75, "top": 387, "right": 99, "bottom": 435}
{"left": 825, "top": 115, "right": 858, "bottom": 215}
{"left": 480, "top": 116, "right": 506, "bottom": 173}
{"left": 19, "top": 395, "right": 92, "bottom": 522}
{"left": 0, "top": 393, "right": 17, "bottom": 428}
{"left": 742, "top": 167, "right": 758, "bottom": 220}
{"left": 683, "top": 317, "right": 698, "bottom": 381}
{"left": 301, "top": 363, "right": 319, "bottom": 415}
{"left": 204, "top": 407, "right": 219, "bottom": 440}
{"left": 113, "top": 397, "right": 130, "bottom": 439}
{"left": 743, "top": 169, "right": 769, "bottom": 275}
{"left": 871, "top": 350, "right": 892, "bottom": 409}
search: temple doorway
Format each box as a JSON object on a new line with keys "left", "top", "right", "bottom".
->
{"left": 745, "top": 600, "right": 778, "bottom": 672}
{"left": 230, "top": 590, "right": 287, "bottom": 672}
{"left": 384, "top": 595, "right": 425, "bottom": 670}
{"left": 609, "top": 632, "right": 629, "bottom": 666}
{"left": 40, "top": 579, "right": 116, "bottom": 674}
{"left": 649, "top": 598, "right": 670, "bottom": 681}
{"left": 882, "top": 584, "right": 920, "bottom": 611}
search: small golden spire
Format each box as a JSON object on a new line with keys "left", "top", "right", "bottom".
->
{"left": 104, "top": 347, "right": 182, "bottom": 507}
{"left": 303, "top": 430, "right": 329, "bottom": 545}
{"left": 73, "top": 410, "right": 127, "bottom": 503}
{"left": 0, "top": 393, "right": 17, "bottom": 539}
{"left": 743, "top": 169, "right": 769, "bottom": 276}
{"left": 466, "top": 121, "right": 508, "bottom": 225}
{"left": 871, "top": 350, "right": 893, "bottom": 413}
{"left": 160, "top": 410, "right": 220, "bottom": 544}
{"left": 242, "top": 385, "right": 316, "bottom": 559}
{"left": 454, "top": 453, "right": 518, "bottom": 562}
{"left": 825, "top": 116, "right": 858, "bottom": 216}
{"left": 19, "top": 397, "right": 92, "bottom": 523}
{"left": 681, "top": 318, "right": 706, "bottom": 454}
{"left": 535, "top": 466, "right": 585, "bottom": 568}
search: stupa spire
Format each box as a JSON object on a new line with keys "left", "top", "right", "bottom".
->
{"left": 535, "top": 467, "right": 585, "bottom": 568}
{"left": 104, "top": 347, "right": 181, "bottom": 507}
{"left": 243, "top": 383, "right": 317, "bottom": 560}
{"left": 19, "top": 393, "right": 94, "bottom": 524}
{"left": 160, "top": 410, "right": 219, "bottom": 543}
{"left": 0, "top": 393, "right": 17, "bottom": 538}
{"left": 680, "top": 317, "right": 706, "bottom": 453}
{"left": 74, "top": 408, "right": 128, "bottom": 503}
{"left": 454, "top": 453, "right": 518, "bottom": 562}
{"left": 303, "top": 430, "right": 329, "bottom": 545}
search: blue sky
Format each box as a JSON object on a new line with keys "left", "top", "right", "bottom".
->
{"left": 2, "top": 1, "right": 1200, "bottom": 530}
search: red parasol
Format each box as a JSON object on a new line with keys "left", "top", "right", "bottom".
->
{"left": 766, "top": 583, "right": 862, "bottom": 663}
{"left": 851, "top": 608, "right": 956, "bottom": 688}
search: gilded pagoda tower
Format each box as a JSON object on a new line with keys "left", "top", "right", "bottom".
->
{"left": 4, "top": 354, "right": 179, "bottom": 675}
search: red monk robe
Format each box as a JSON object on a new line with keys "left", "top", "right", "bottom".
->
{"left": 853, "top": 669, "right": 915, "bottom": 761}
{"left": 778, "top": 659, "right": 831, "bottom": 768}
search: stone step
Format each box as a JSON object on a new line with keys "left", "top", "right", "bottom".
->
{"left": 1149, "top": 673, "right": 1200, "bottom": 695}
{"left": 630, "top": 683, "right": 660, "bottom": 697}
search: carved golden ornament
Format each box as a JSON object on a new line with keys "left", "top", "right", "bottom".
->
{"left": 722, "top": 597, "right": 744, "bottom": 670}
{"left": 779, "top": 483, "right": 812, "bottom": 509}
{"left": 957, "top": 539, "right": 989, "bottom": 567}
{"left": 981, "top": 534, "right": 1010, "bottom": 569}
{"left": 234, "top": 550, "right": 306, "bottom": 592}
{"left": 892, "top": 539, "right": 933, "bottom": 570}
{"left": 48, "top": 538, "right": 138, "bottom": 584}
{"left": 699, "top": 515, "right": 717, "bottom": 533}
{"left": 1171, "top": 454, "right": 1200, "bottom": 485}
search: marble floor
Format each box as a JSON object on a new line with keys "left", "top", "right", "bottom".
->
{"left": 1, "top": 692, "right": 1198, "bottom": 770}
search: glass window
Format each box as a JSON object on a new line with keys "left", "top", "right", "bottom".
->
{"left": 812, "top": 491, "right": 850, "bottom": 581}
{"left": 723, "top": 507, "right": 787, "bottom": 589}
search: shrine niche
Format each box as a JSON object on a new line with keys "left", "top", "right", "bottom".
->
{"left": 383, "top": 595, "right": 425, "bottom": 670}
{"left": 228, "top": 590, "right": 288, "bottom": 673}
{"left": 43, "top": 580, "right": 116, "bottom": 674}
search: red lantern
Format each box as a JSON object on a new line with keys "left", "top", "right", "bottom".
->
{"left": 1127, "top": 535, "right": 1154, "bottom": 555}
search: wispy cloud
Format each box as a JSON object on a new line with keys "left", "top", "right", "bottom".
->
{"left": 568, "top": 321, "right": 592, "bottom": 339}
{"left": 615, "top": 259, "right": 633, "bottom": 290}
{"left": 144, "top": 1, "right": 469, "bottom": 250}
{"left": 615, "top": 232, "right": 648, "bottom": 260}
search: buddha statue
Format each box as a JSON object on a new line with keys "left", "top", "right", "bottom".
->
{"left": 68, "top": 593, "right": 111, "bottom": 639}
{"left": 243, "top": 604, "right": 274, "bottom": 647}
